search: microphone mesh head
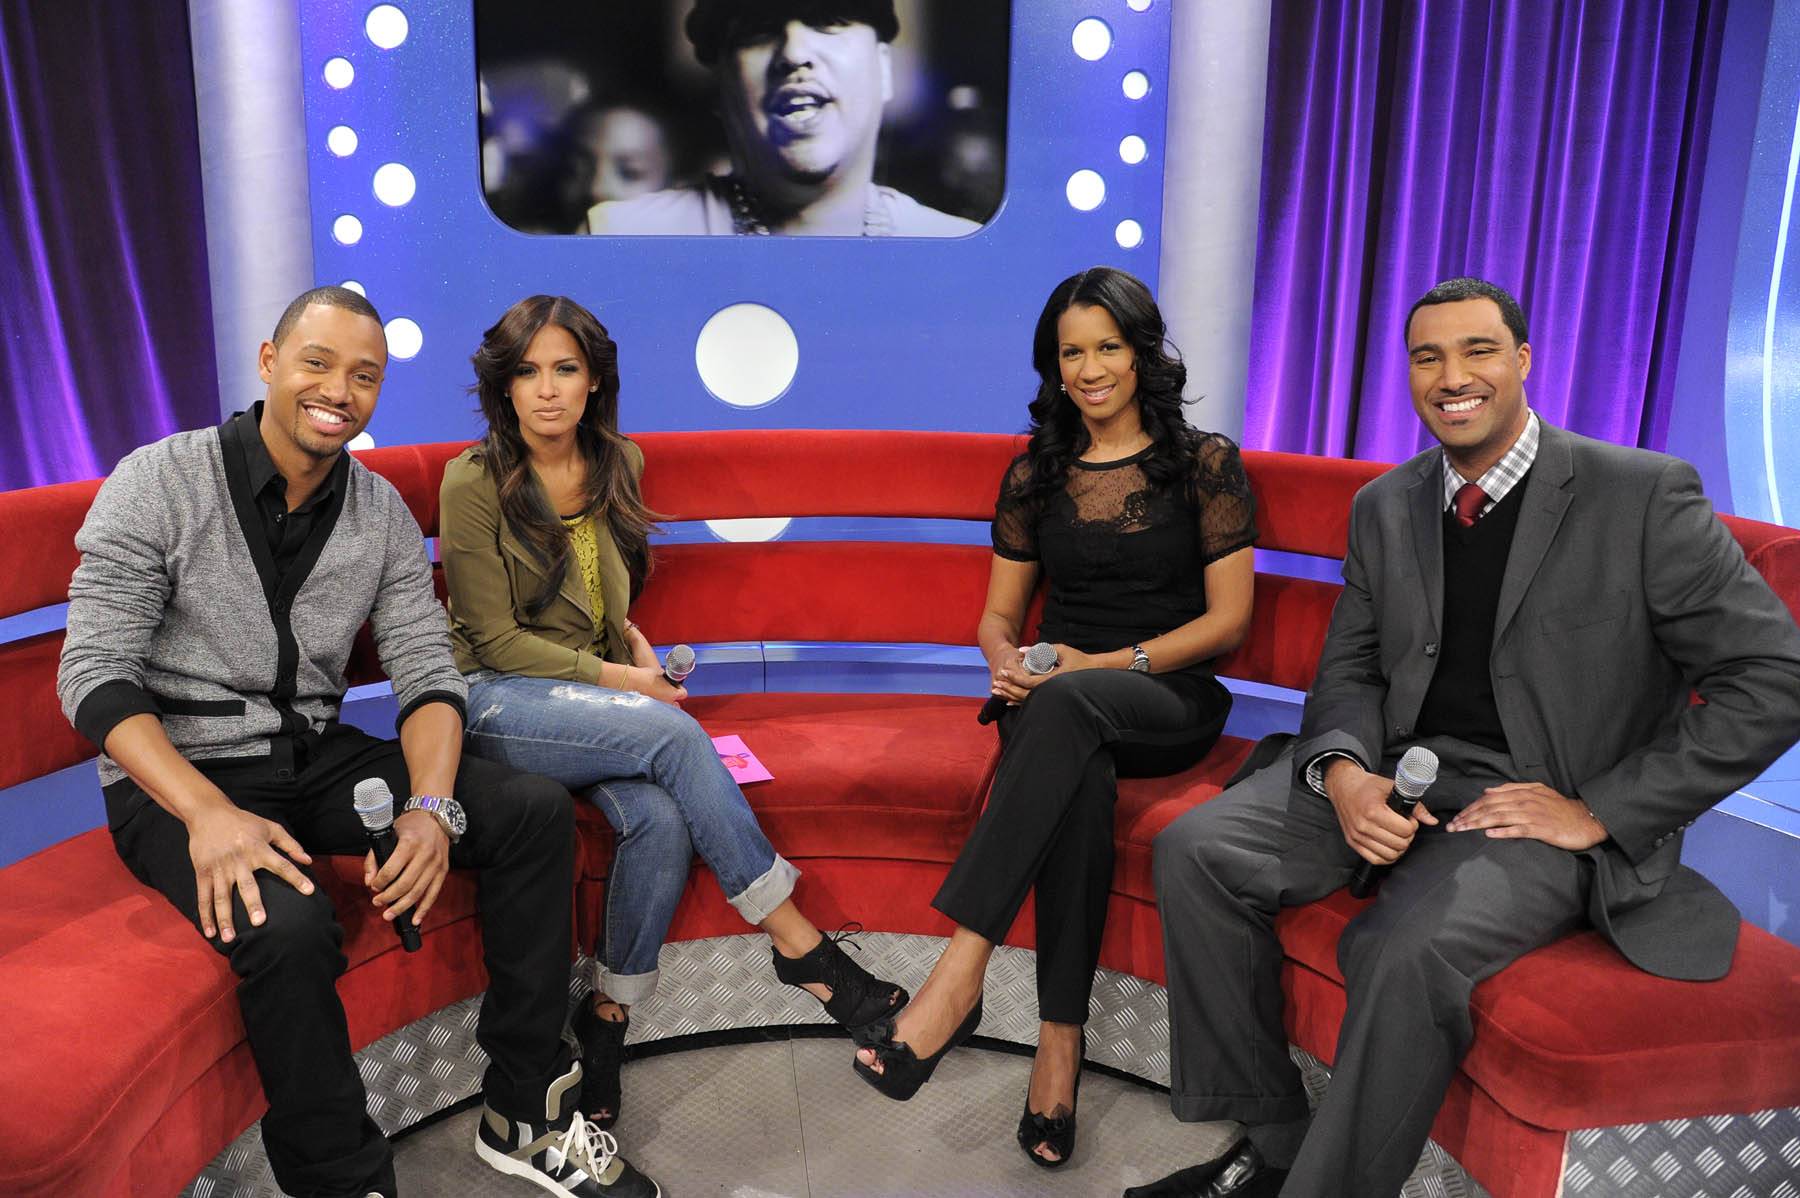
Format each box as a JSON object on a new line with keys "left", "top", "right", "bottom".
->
{"left": 1022, "top": 642, "right": 1059, "bottom": 675}
{"left": 1394, "top": 747, "right": 1439, "bottom": 799}
{"left": 665, "top": 643, "right": 696, "bottom": 680}
{"left": 352, "top": 778, "right": 395, "bottom": 831}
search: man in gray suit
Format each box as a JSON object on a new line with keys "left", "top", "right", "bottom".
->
{"left": 1129, "top": 278, "right": 1800, "bottom": 1198}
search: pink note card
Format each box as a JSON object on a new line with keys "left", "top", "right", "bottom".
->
{"left": 712, "top": 735, "right": 774, "bottom": 785}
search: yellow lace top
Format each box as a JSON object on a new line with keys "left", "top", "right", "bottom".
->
{"left": 562, "top": 514, "right": 606, "bottom": 650}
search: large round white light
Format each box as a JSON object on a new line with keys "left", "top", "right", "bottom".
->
{"left": 1115, "top": 219, "right": 1145, "bottom": 249}
{"left": 1119, "top": 135, "right": 1148, "bottom": 165}
{"left": 1128, "top": 0, "right": 1153, "bottom": 11}
{"left": 323, "top": 57, "right": 354, "bottom": 89}
{"left": 705, "top": 518, "right": 793, "bottom": 543}
{"left": 341, "top": 280, "right": 366, "bottom": 295}
{"left": 1122, "top": 70, "right": 1150, "bottom": 100}
{"left": 332, "top": 214, "right": 363, "bottom": 245}
{"left": 694, "top": 303, "right": 799, "bottom": 408}
{"left": 347, "top": 431, "right": 377, "bottom": 451}
{"left": 365, "top": 5, "right": 409, "bottom": 49}
{"left": 1066, "top": 170, "right": 1106, "bottom": 212}
{"left": 372, "top": 162, "right": 416, "bottom": 207}
{"left": 385, "top": 318, "right": 423, "bottom": 361}
{"left": 327, "top": 125, "right": 358, "bottom": 157}
{"left": 1071, "top": 18, "right": 1113, "bottom": 61}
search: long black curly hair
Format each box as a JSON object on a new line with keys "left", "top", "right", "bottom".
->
{"left": 468, "top": 295, "right": 658, "bottom": 614}
{"left": 1020, "top": 266, "right": 1202, "bottom": 510}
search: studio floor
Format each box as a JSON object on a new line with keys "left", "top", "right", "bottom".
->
{"left": 391, "top": 1031, "right": 1231, "bottom": 1197}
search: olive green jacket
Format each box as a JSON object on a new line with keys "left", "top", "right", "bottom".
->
{"left": 438, "top": 443, "right": 641, "bottom": 680}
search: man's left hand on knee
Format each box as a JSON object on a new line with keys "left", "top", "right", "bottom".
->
{"left": 1447, "top": 782, "right": 1609, "bottom": 850}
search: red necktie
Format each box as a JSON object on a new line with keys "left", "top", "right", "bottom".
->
{"left": 1452, "top": 482, "right": 1488, "bottom": 528}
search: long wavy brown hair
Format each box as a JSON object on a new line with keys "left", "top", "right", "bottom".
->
{"left": 469, "top": 295, "right": 657, "bottom": 614}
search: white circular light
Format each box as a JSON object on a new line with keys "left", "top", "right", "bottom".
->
{"left": 1071, "top": 18, "right": 1113, "bottom": 61}
{"left": 365, "top": 4, "right": 409, "bottom": 49}
{"left": 385, "top": 317, "right": 423, "bottom": 360}
{"left": 1115, "top": 219, "right": 1145, "bottom": 249}
{"left": 332, "top": 214, "right": 363, "bottom": 245}
{"left": 341, "top": 280, "right": 366, "bottom": 295}
{"left": 1119, "top": 135, "right": 1148, "bottom": 164}
{"left": 372, "top": 162, "right": 416, "bottom": 207}
{"left": 705, "top": 518, "right": 793, "bottom": 543}
{"left": 1066, "top": 170, "right": 1106, "bottom": 212}
{"left": 1127, "top": 0, "right": 1153, "bottom": 10}
{"left": 326, "top": 125, "right": 358, "bottom": 157}
{"left": 694, "top": 303, "right": 799, "bottom": 408}
{"left": 323, "top": 57, "right": 354, "bottom": 89}
{"left": 1123, "top": 70, "right": 1150, "bottom": 100}
{"left": 347, "top": 431, "right": 377, "bottom": 451}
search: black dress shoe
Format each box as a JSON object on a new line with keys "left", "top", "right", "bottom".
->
{"left": 1124, "top": 1137, "right": 1288, "bottom": 1197}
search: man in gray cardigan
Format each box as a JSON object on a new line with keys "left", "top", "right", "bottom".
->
{"left": 1131, "top": 278, "right": 1800, "bottom": 1198}
{"left": 58, "top": 287, "right": 659, "bottom": 1198}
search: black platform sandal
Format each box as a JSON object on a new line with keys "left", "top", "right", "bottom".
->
{"left": 570, "top": 998, "right": 629, "bottom": 1130}
{"left": 1017, "top": 1031, "right": 1085, "bottom": 1168}
{"left": 771, "top": 923, "right": 909, "bottom": 1045}
{"left": 852, "top": 996, "right": 984, "bottom": 1101}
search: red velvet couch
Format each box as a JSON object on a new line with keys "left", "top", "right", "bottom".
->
{"left": 0, "top": 430, "right": 1797, "bottom": 1197}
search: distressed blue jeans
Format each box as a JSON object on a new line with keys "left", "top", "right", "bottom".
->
{"left": 464, "top": 671, "right": 798, "bottom": 1005}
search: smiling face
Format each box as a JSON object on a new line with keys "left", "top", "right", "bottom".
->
{"left": 508, "top": 323, "right": 593, "bottom": 448}
{"left": 715, "top": 19, "right": 891, "bottom": 197}
{"left": 1057, "top": 304, "right": 1140, "bottom": 431}
{"left": 257, "top": 303, "right": 385, "bottom": 463}
{"left": 1407, "top": 297, "right": 1532, "bottom": 476}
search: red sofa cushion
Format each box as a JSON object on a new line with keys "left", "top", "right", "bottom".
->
{"left": 655, "top": 692, "right": 1000, "bottom": 865}
{"left": 1273, "top": 889, "right": 1800, "bottom": 1132}
{"left": 0, "top": 830, "right": 484, "bottom": 1196}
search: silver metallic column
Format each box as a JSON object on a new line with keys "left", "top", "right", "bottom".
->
{"left": 188, "top": 0, "right": 314, "bottom": 416}
{"left": 1158, "top": 0, "right": 1273, "bottom": 442}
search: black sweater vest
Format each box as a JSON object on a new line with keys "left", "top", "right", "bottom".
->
{"left": 1414, "top": 473, "right": 1531, "bottom": 753}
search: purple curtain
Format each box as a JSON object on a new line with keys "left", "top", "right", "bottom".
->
{"left": 1245, "top": 0, "right": 1724, "bottom": 462}
{"left": 0, "top": 0, "right": 218, "bottom": 491}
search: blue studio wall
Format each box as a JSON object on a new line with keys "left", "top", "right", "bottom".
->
{"left": 297, "top": 1, "right": 1173, "bottom": 445}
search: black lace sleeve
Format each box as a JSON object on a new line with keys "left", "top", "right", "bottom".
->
{"left": 991, "top": 454, "right": 1040, "bottom": 562}
{"left": 1191, "top": 433, "right": 1258, "bottom": 564}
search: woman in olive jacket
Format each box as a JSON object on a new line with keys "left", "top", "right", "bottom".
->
{"left": 439, "top": 295, "right": 905, "bottom": 1127}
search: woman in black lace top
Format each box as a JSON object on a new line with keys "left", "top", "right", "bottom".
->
{"left": 854, "top": 268, "right": 1257, "bottom": 1166}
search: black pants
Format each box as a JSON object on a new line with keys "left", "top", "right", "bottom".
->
{"left": 1151, "top": 744, "right": 1591, "bottom": 1197}
{"left": 108, "top": 723, "right": 575, "bottom": 1198}
{"left": 933, "top": 668, "right": 1229, "bottom": 1024}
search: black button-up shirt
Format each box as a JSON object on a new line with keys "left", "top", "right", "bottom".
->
{"left": 233, "top": 404, "right": 338, "bottom": 583}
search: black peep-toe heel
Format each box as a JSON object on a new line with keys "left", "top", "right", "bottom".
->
{"left": 771, "top": 923, "right": 908, "bottom": 1046}
{"left": 570, "top": 1000, "right": 629, "bottom": 1129}
{"left": 1017, "top": 1031, "right": 1085, "bottom": 1168}
{"left": 852, "top": 996, "right": 984, "bottom": 1101}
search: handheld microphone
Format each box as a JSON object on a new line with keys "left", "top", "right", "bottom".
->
{"left": 977, "top": 642, "right": 1060, "bottom": 725}
{"left": 352, "top": 778, "right": 422, "bottom": 952}
{"left": 1347, "top": 746, "right": 1439, "bottom": 899}
{"left": 662, "top": 643, "right": 696, "bottom": 687}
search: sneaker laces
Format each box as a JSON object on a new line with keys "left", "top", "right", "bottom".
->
{"left": 554, "top": 1111, "right": 620, "bottom": 1180}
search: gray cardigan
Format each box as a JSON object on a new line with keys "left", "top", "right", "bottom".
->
{"left": 57, "top": 413, "right": 466, "bottom": 804}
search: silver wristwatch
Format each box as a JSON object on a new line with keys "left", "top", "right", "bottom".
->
{"left": 1129, "top": 644, "right": 1151, "bottom": 673}
{"left": 404, "top": 794, "right": 466, "bottom": 844}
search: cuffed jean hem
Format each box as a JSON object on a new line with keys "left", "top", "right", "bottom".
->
{"left": 584, "top": 954, "right": 661, "bottom": 1008}
{"left": 728, "top": 854, "right": 800, "bottom": 926}
{"left": 1169, "top": 1088, "right": 1311, "bottom": 1126}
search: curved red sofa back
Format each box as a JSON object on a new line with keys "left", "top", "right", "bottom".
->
{"left": 4, "top": 431, "right": 1796, "bottom": 796}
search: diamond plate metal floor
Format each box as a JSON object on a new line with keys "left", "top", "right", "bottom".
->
{"left": 182, "top": 933, "right": 1586, "bottom": 1196}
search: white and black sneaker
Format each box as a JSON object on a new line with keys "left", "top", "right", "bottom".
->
{"left": 475, "top": 1062, "right": 661, "bottom": 1197}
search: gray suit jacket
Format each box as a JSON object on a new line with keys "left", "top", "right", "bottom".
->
{"left": 1296, "top": 422, "right": 1800, "bottom": 980}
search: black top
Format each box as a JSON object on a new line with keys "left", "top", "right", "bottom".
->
{"left": 232, "top": 403, "right": 341, "bottom": 582}
{"left": 991, "top": 434, "right": 1257, "bottom": 660}
{"left": 1413, "top": 471, "right": 1532, "bottom": 753}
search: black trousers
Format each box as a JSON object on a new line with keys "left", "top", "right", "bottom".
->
{"left": 108, "top": 722, "right": 575, "bottom": 1198}
{"left": 933, "top": 669, "right": 1229, "bottom": 1024}
{"left": 1151, "top": 743, "right": 1591, "bottom": 1198}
